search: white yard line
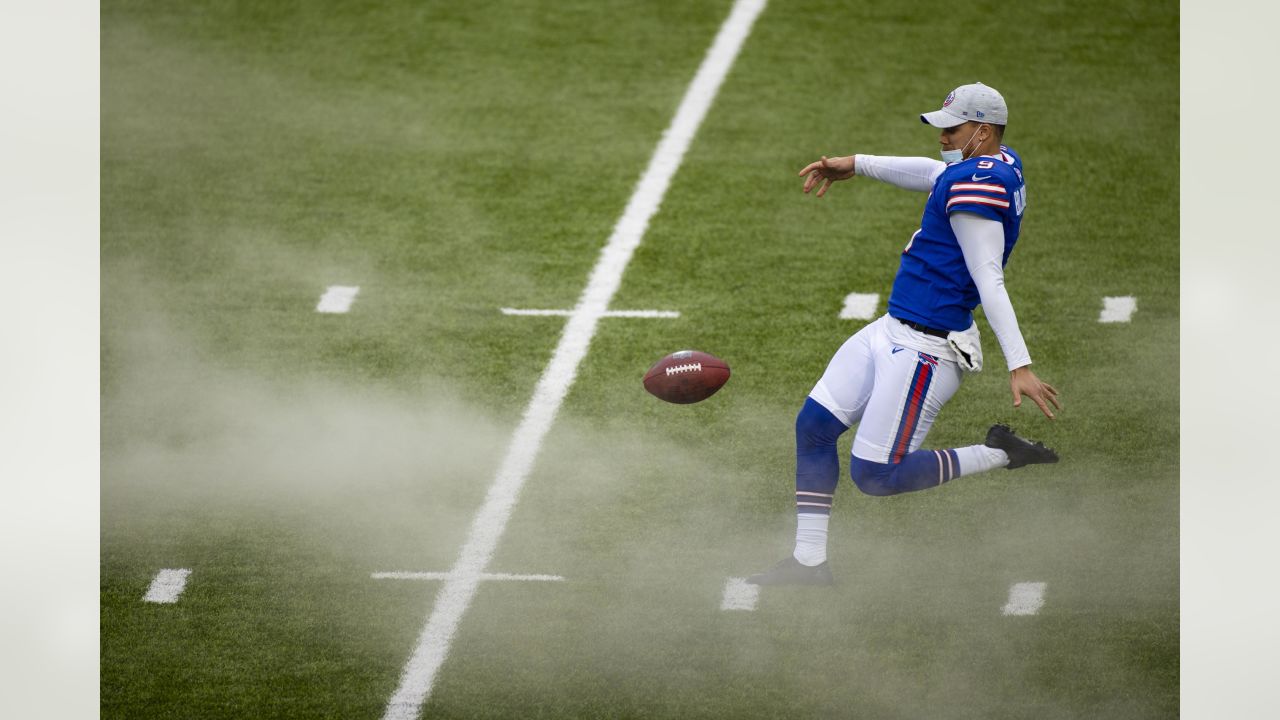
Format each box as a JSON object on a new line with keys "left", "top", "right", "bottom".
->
{"left": 839, "top": 292, "right": 880, "bottom": 320}
{"left": 1098, "top": 295, "right": 1137, "bottom": 323}
{"left": 1001, "top": 581, "right": 1047, "bottom": 616}
{"left": 719, "top": 577, "right": 760, "bottom": 611}
{"left": 501, "top": 307, "right": 680, "bottom": 318}
{"left": 382, "top": 2, "right": 767, "bottom": 717}
{"left": 600, "top": 309, "right": 680, "bottom": 318}
{"left": 316, "top": 285, "right": 360, "bottom": 314}
{"left": 142, "top": 569, "right": 191, "bottom": 604}
{"left": 500, "top": 308, "right": 576, "bottom": 316}
{"left": 372, "top": 572, "right": 564, "bottom": 582}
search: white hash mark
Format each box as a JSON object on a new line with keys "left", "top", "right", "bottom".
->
{"left": 1002, "top": 581, "right": 1047, "bottom": 616}
{"left": 720, "top": 577, "right": 760, "bottom": 611}
{"left": 839, "top": 292, "right": 880, "bottom": 320}
{"left": 316, "top": 285, "right": 360, "bottom": 314}
{"left": 143, "top": 569, "right": 192, "bottom": 604}
{"left": 371, "top": 572, "right": 564, "bottom": 582}
{"left": 1098, "top": 296, "right": 1136, "bottom": 323}
{"left": 500, "top": 308, "right": 680, "bottom": 318}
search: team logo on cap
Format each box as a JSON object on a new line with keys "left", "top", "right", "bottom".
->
{"left": 976, "top": 110, "right": 985, "bottom": 118}
{"left": 943, "top": 91, "right": 955, "bottom": 107}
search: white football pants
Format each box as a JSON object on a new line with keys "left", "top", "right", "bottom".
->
{"left": 809, "top": 315, "right": 964, "bottom": 464}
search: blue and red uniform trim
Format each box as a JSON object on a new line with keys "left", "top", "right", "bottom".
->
{"left": 890, "top": 353, "right": 938, "bottom": 463}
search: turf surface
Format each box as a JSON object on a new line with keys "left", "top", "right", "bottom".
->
{"left": 102, "top": 0, "right": 1178, "bottom": 717}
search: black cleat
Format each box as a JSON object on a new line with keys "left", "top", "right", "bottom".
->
{"left": 746, "top": 556, "right": 834, "bottom": 586}
{"left": 985, "top": 423, "right": 1059, "bottom": 470}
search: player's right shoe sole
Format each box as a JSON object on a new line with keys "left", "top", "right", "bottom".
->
{"left": 984, "top": 423, "right": 1059, "bottom": 470}
{"left": 745, "top": 556, "right": 834, "bottom": 586}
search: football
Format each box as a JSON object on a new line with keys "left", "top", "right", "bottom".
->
{"left": 642, "top": 350, "right": 731, "bottom": 404}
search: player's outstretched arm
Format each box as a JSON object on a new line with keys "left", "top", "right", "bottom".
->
{"left": 1010, "top": 365, "right": 1061, "bottom": 420}
{"left": 799, "top": 155, "right": 943, "bottom": 195}
{"left": 798, "top": 155, "right": 855, "bottom": 197}
{"left": 853, "top": 155, "right": 944, "bottom": 192}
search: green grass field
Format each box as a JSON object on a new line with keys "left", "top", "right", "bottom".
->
{"left": 102, "top": 0, "right": 1178, "bottom": 717}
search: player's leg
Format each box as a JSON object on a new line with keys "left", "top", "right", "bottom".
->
{"left": 793, "top": 323, "right": 877, "bottom": 526}
{"left": 849, "top": 426, "right": 1058, "bottom": 494}
{"left": 747, "top": 322, "right": 877, "bottom": 586}
{"left": 847, "top": 346, "right": 965, "bottom": 494}
{"left": 848, "top": 344, "right": 1055, "bottom": 495}
{"left": 790, "top": 397, "right": 849, "bottom": 569}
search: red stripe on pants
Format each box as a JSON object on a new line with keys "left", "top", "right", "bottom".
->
{"left": 891, "top": 362, "right": 932, "bottom": 463}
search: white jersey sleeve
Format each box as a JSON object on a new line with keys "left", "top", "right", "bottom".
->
{"left": 854, "top": 155, "right": 945, "bottom": 192}
{"left": 950, "top": 212, "right": 1032, "bottom": 371}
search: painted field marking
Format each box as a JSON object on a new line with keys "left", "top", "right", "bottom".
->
{"left": 373, "top": 572, "right": 564, "bottom": 582}
{"left": 316, "top": 285, "right": 360, "bottom": 314}
{"left": 1001, "top": 581, "right": 1047, "bottom": 616}
{"left": 382, "top": 2, "right": 768, "bottom": 717}
{"left": 719, "top": 577, "right": 760, "bottom": 611}
{"left": 501, "top": 307, "right": 680, "bottom": 319}
{"left": 1098, "top": 295, "right": 1137, "bottom": 323}
{"left": 142, "top": 569, "right": 192, "bottom": 604}
{"left": 839, "top": 292, "right": 880, "bottom": 320}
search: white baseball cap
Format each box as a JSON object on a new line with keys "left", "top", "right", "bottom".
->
{"left": 920, "top": 82, "right": 1008, "bottom": 128}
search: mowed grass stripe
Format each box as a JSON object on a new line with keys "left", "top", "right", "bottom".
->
{"left": 384, "top": 2, "right": 766, "bottom": 717}
{"left": 102, "top": 1, "right": 744, "bottom": 718}
{"left": 102, "top": 1, "right": 1178, "bottom": 718}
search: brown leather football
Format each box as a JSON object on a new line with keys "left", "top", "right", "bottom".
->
{"left": 642, "top": 350, "right": 731, "bottom": 404}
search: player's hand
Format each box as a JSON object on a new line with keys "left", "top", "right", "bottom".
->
{"left": 798, "top": 155, "right": 856, "bottom": 197}
{"left": 1010, "top": 366, "right": 1060, "bottom": 419}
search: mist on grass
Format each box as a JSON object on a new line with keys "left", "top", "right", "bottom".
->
{"left": 98, "top": 272, "right": 753, "bottom": 578}
{"left": 476, "top": 403, "right": 1177, "bottom": 718}
{"left": 100, "top": 284, "right": 1175, "bottom": 719}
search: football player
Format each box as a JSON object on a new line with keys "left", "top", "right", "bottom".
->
{"left": 749, "top": 83, "right": 1060, "bottom": 586}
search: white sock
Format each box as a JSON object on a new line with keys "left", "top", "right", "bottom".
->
{"left": 793, "top": 513, "right": 830, "bottom": 566}
{"left": 953, "top": 444, "right": 1009, "bottom": 475}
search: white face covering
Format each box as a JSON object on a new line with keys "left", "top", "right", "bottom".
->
{"left": 940, "top": 124, "right": 986, "bottom": 164}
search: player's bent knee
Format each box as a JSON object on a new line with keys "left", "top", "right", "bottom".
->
{"left": 796, "top": 397, "right": 848, "bottom": 450}
{"left": 849, "top": 456, "right": 897, "bottom": 496}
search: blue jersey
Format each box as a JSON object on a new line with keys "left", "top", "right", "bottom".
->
{"left": 887, "top": 146, "right": 1027, "bottom": 332}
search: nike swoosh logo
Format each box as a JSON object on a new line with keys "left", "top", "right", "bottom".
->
{"left": 892, "top": 347, "right": 905, "bottom": 354}
{"left": 971, "top": 174, "right": 992, "bottom": 181}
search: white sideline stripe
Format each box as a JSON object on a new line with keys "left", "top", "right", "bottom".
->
{"left": 1002, "top": 581, "right": 1047, "bottom": 616}
{"left": 719, "top": 577, "right": 760, "bottom": 611}
{"left": 1098, "top": 295, "right": 1137, "bottom": 323}
{"left": 316, "top": 285, "right": 360, "bottom": 313}
{"left": 839, "top": 292, "right": 880, "bottom": 320}
{"left": 382, "top": 2, "right": 767, "bottom": 717}
{"left": 142, "top": 569, "right": 191, "bottom": 604}
{"left": 372, "top": 572, "right": 564, "bottom": 582}
{"left": 501, "top": 307, "right": 680, "bottom": 318}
